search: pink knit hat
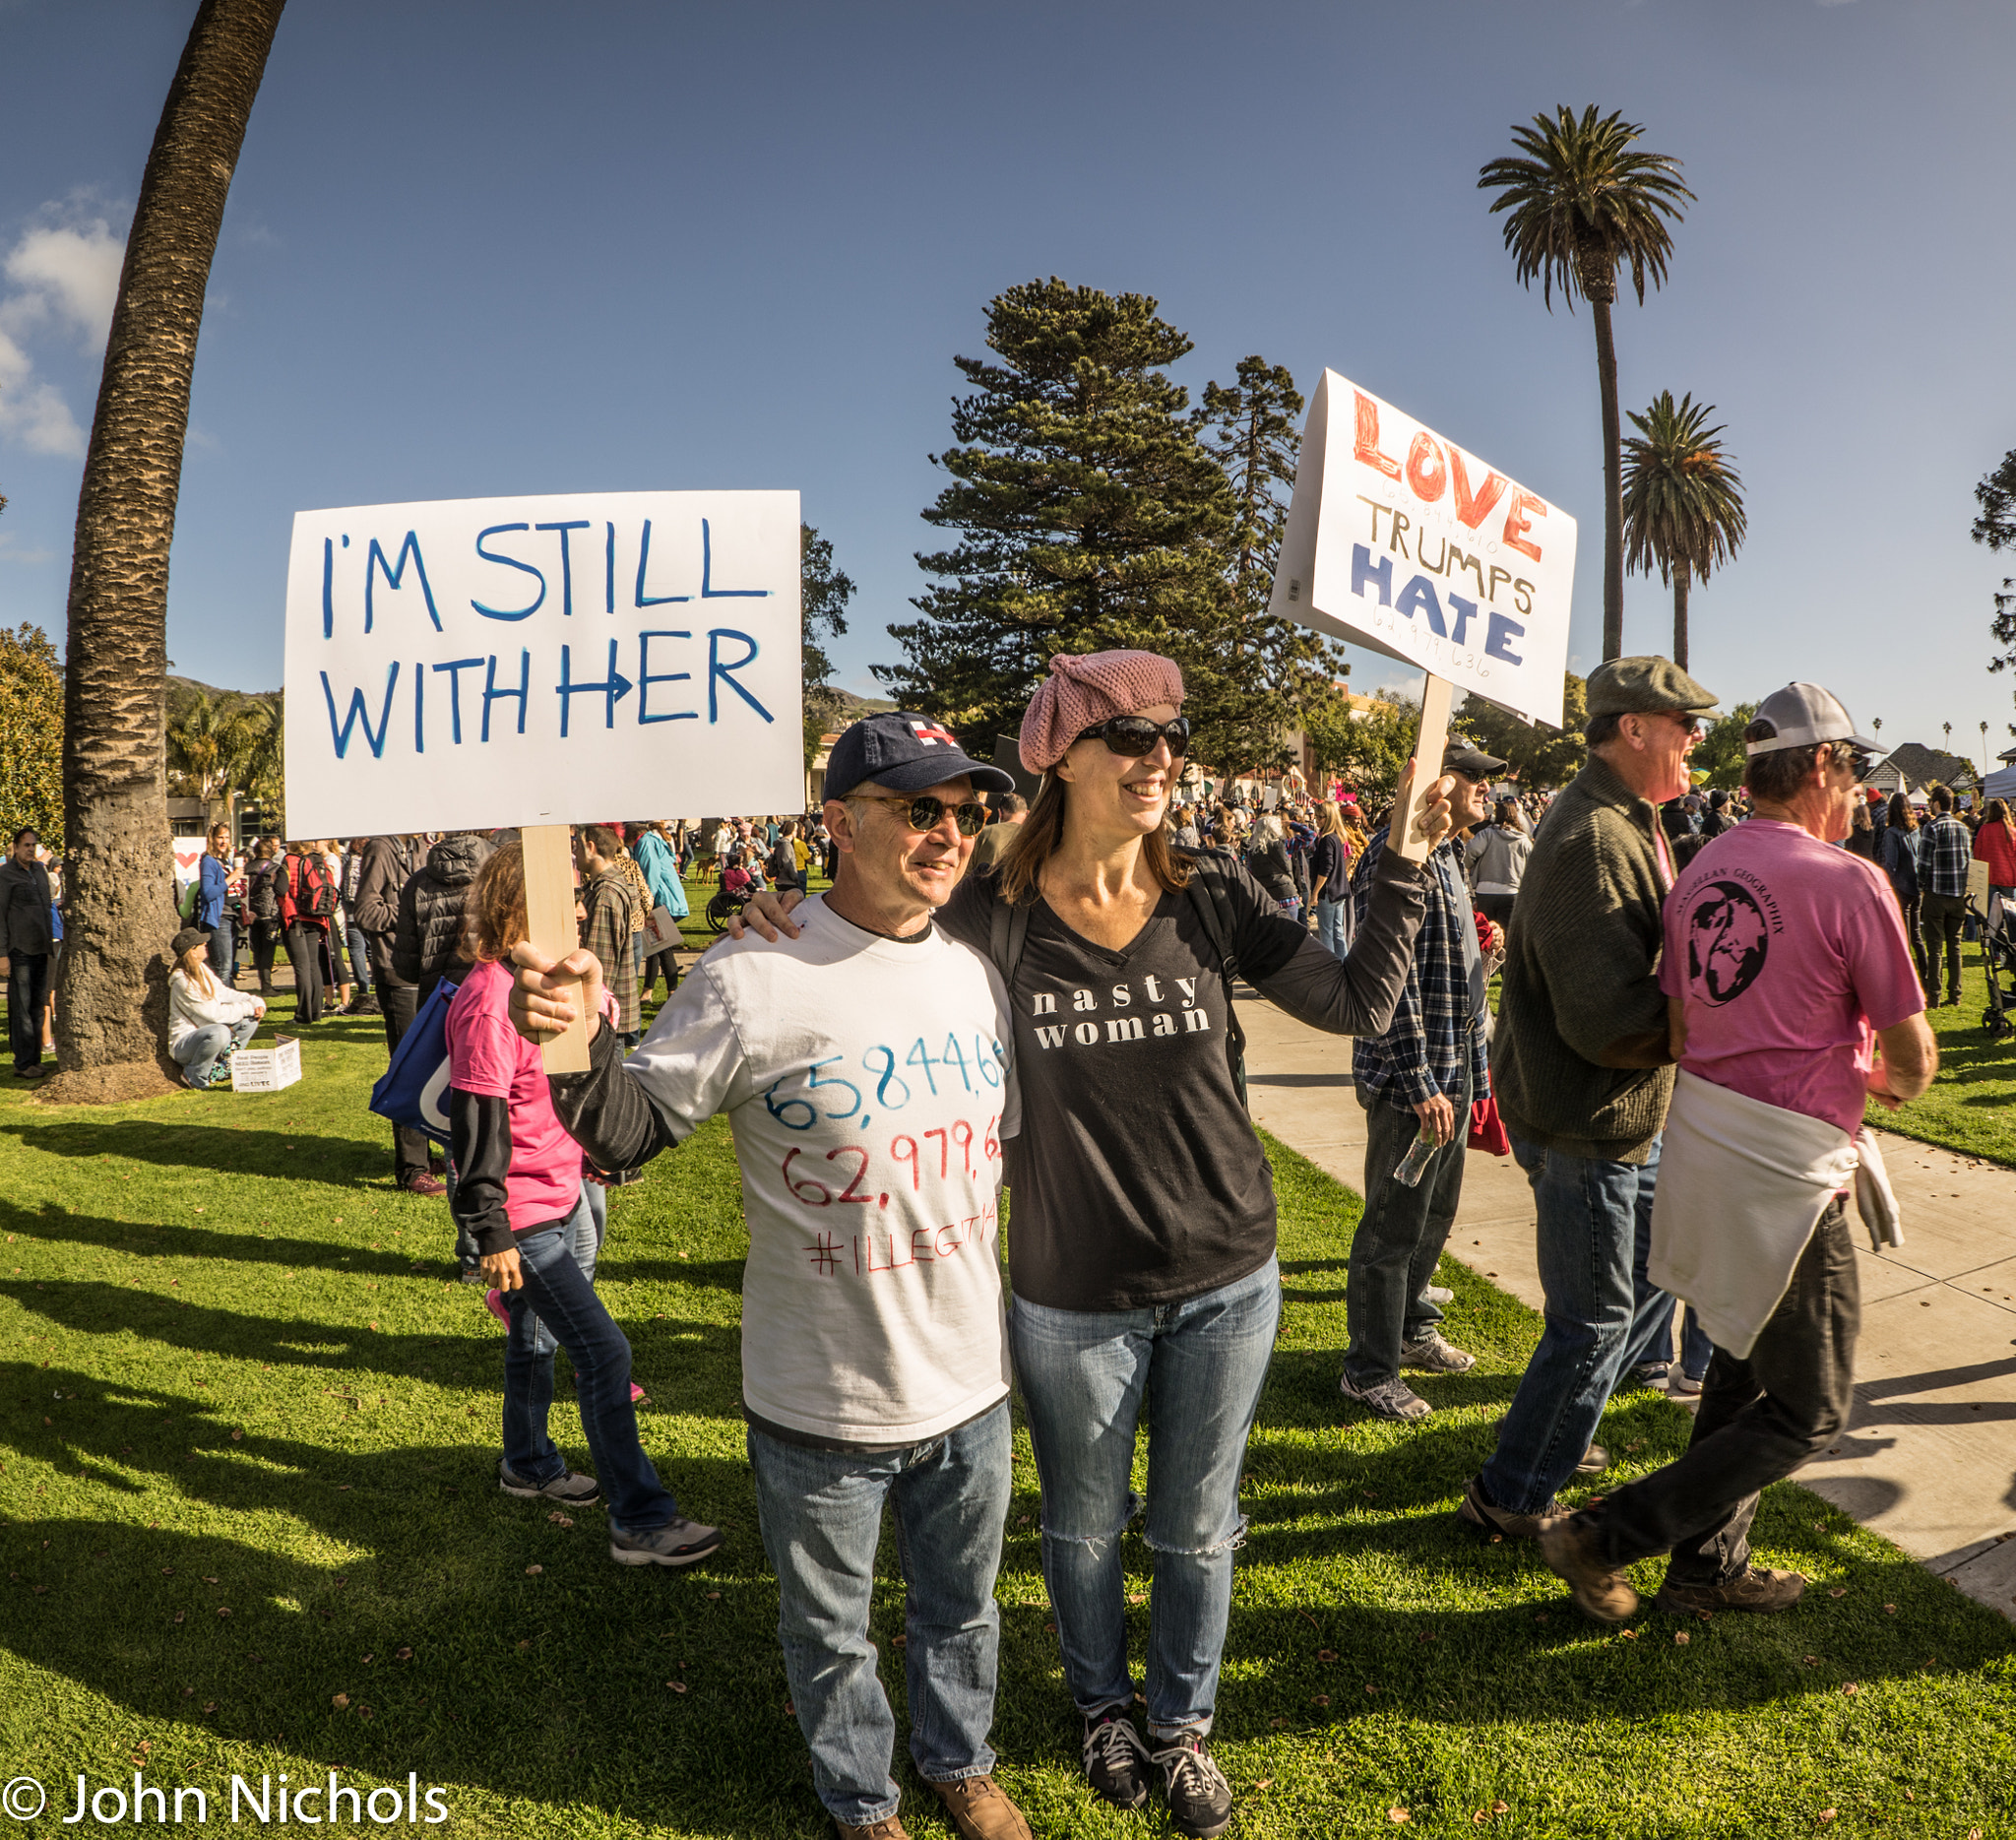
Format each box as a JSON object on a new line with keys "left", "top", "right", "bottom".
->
{"left": 1018, "top": 651, "right": 1186, "bottom": 773}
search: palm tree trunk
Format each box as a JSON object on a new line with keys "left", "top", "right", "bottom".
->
{"left": 1672, "top": 557, "right": 1691, "bottom": 673}
{"left": 49, "top": 0, "right": 286, "bottom": 1104}
{"left": 1592, "top": 296, "right": 1625, "bottom": 662}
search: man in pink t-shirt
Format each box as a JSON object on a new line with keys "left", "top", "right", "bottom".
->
{"left": 1543, "top": 682, "right": 1936, "bottom": 1624}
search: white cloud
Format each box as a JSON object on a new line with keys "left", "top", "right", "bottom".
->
{"left": 3, "top": 218, "right": 124, "bottom": 347}
{"left": 0, "top": 201, "right": 126, "bottom": 461}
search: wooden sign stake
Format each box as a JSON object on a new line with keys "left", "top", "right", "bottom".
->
{"left": 520, "top": 823, "right": 591, "bottom": 1074}
{"left": 1390, "top": 671, "right": 1454, "bottom": 864}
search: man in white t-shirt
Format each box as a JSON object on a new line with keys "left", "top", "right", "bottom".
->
{"left": 511, "top": 713, "right": 1030, "bottom": 1840}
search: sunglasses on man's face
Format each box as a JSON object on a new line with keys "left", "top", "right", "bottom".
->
{"left": 859, "top": 794, "right": 989, "bottom": 838}
{"left": 1076, "top": 715, "right": 1191, "bottom": 758}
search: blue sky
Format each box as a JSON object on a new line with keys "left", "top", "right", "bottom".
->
{"left": 2, "top": 0, "right": 2013, "bottom": 765}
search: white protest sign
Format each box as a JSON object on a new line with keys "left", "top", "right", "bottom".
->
{"left": 284, "top": 490, "right": 802, "bottom": 839}
{"left": 1268, "top": 371, "right": 1575, "bottom": 728}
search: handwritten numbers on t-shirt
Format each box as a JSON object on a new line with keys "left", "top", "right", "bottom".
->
{"left": 764, "top": 1036, "right": 1008, "bottom": 1132}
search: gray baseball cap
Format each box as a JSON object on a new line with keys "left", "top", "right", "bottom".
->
{"left": 1743, "top": 683, "right": 1879, "bottom": 757}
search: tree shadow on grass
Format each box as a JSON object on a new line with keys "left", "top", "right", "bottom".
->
{"left": 1, "top": 1117, "right": 389, "bottom": 1184}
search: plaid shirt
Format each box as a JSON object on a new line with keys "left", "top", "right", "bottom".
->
{"left": 581, "top": 865, "right": 640, "bottom": 1037}
{"left": 1350, "top": 827, "right": 1491, "bottom": 1110}
{"left": 1919, "top": 813, "right": 1971, "bottom": 899}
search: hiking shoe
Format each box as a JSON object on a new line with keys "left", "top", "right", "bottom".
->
{"left": 930, "top": 1774, "right": 1033, "bottom": 1840}
{"left": 1421, "top": 1284, "right": 1455, "bottom": 1305}
{"left": 483, "top": 1288, "right": 511, "bottom": 1329}
{"left": 400, "top": 1174, "right": 447, "bottom": 1198}
{"left": 609, "top": 1516, "right": 724, "bottom": 1567}
{"left": 1654, "top": 1566, "right": 1806, "bottom": 1616}
{"left": 835, "top": 1820, "right": 910, "bottom": 1840}
{"left": 1670, "top": 1368, "right": 1706, "bottom": 1398}
{"left": 1629, "top": 1361, "right": 1670, "bottom": 1390}
{"left": 498, "top": 1460, "right": 600, "bottom": 1503}
{"left": 1082, "top": 1707, "right": 1152, "bottom": 1810}
{"left": 1577, "top": 1443, "right": 1609, "bottom": 1475}
{"left": 1399, "top": 1329, "right": 1477, "bottom": 1373}
{"left": 1339, "top": 1373, "right": 1430, "bottom": 1421}
{"left": 1153, "top": 1733, "right": 1233, "bottom": 1839}
{"left": 1541, "top": 1515, "right": 1639, "bottom": 1622}
{"left": 1457, "top": 1476, "right": 1568, "bottom": 1543}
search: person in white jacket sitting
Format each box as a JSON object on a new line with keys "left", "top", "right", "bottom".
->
{"left": 167, "top": 926, "right": 265, "bottom": 1089}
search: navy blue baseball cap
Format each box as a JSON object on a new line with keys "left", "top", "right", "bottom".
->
{"left": 824, "top": 712, "right": 1015, "bottom": 802}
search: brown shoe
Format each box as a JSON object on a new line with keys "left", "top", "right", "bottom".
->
{"left": 1457, "top": 1476, "right": 1569, "bottom": 1543}
{"left": 1541, "top": 1514, "right": 1639, "bottom": 1622}
{"left": 931, "top": 1775, "right": 1033, "bottom": 1840}
{"left": 835, "top": 1818, "right": 910, "bottom": 1840}
{"left": 1655, "top": 1566, "right": 1806, "bottom": 1616}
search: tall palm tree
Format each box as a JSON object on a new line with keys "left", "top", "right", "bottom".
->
{"left": 1480, "top": 106, "right": 1692, "bottom": 663}
{"left": 1620, "top": 391, "right": 1746, "bottom": 672}
{"left": 53, "top": 0, "right": 286, "bottom": 1101}
{"left": 165, "top": 688, "right": 270, "bottom": 803}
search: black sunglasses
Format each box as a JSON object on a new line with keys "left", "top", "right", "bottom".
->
{"left": 1076, "top": 715, "right": 1191, "bottom": 758}
{"left": 859, "top": 794, "right": 989, "bottom": 837}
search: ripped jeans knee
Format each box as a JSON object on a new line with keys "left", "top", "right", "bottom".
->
{"left": 1143, "top": 1510, "right": 1248, "bottom": 1559}
{"left": 1041, "top": 1489, "right": 1143, "bottom": 1554}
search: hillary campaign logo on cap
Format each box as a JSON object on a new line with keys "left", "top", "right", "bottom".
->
{"left": 824, "top": 712, "right": 1016, "bottom": 802}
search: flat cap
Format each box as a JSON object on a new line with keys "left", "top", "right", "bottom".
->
{"left": 1585, "top": 656, "right": 1719, "bottom": 720}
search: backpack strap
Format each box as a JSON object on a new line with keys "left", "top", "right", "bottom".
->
{"left": 985, "top": 872, "right": 1031, "bottom": 985}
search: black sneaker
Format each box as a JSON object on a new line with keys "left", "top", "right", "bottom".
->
{"left": 1153, "top": 1733, "right": 1232, "bottom": 1839}
{"left": 1081, "top": 1707, "right": 1151, "bottom": 1810}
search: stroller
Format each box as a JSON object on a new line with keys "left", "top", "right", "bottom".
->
{"left": 1968, "top": 891, "right": 2016, "bottom": 1039}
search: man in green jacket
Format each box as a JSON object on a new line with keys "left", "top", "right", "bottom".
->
{"left": 1458, "top": 658, "right": 1719, "bottom": 1541}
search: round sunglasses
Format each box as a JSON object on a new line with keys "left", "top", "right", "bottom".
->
{"left": 1076, "top": 715, "right": 1191, "bottom": 757}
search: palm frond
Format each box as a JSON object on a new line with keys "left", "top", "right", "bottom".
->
{"left": 1478, "top": 104, "right": 1692, "bottom": 309}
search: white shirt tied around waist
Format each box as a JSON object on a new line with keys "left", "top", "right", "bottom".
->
{"left": 1647, "top": 1067, "right": 1859, "bottom": 1360}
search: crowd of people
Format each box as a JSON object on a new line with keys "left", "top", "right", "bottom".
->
{"left": 2, "top": 645, "right": 1981, "bottom": 1840}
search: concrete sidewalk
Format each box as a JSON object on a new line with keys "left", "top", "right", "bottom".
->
{"left": 1240, "top": 992, "right": 2016, "bottom": 1620}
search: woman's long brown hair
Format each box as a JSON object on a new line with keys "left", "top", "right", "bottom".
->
{"left": 995, "top": 771, "right": 1193, "bottom": 906}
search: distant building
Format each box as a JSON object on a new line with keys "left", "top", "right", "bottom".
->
{"left": 1870, "top": 741, "right": 1977, "bottom": 796}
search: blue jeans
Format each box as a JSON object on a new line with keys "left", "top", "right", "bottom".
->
{"left": 346, "top": 923, "right": 371, "bottom": 993}
{"left": 171, "top": 1016, "right": 258, "bottom": 1086}
{"left": 1477, "top": 1133, "right": 1671, "bottom": 1516}
{"left": 1011, "top": 1256, "right": 1280, "bottom": 1740}
{"left": 747, "top": 1404, "right": 1011, "bottom": 1828}
{"left": 1679, "top": 1306, "right": 1713, "bottom": 1381}
{"left": 1315, "top": 897, "right": 1352, "bottom": 960}
{"left": 205, "top": 920, "right": 234, "bottom": 984}
{"left": 501, "top": 1187, "right": 678, "bottom": 1534}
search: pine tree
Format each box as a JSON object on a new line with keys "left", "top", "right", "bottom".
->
{"left": 0, "top": 621, "right": 65, "bottom": 849}
{"left": 877, "top": 279, "right": 1237, "bottom": 748}
{"left": 1194, "top": 357, "right": 1349, "bottom": 773}
{"left": 800, "top": 523, "right": 855, "bottom": 764}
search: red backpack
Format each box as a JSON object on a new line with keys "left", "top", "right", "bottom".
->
{"left": 293, "top": 852, "right": 339, "bottom": 920}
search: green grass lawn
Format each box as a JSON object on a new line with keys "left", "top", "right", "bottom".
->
{"left": 1866, "top": 949, "right": 2016, "bottom": 1166}
{"left": 2, "top": 1003, "right": 2014, "bottom": 1838}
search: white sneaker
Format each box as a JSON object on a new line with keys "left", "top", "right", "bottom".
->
{"left": 1339, "top": 1373, "right": 1431, "bottom": 1421}
{"left": 1399, "top": 1329, "right": 1477, "bottom": 1374}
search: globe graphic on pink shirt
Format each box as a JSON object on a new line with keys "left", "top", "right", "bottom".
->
{"left": 1683, "top": 881, "right": 1770, "bottom": 1006}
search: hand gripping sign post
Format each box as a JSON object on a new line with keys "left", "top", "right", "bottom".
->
{"left": 284, "top": 490, "right": 802, "bottom": 1068}
{"left": 1267, "top": 372, "right": 1576, "bottom": 859}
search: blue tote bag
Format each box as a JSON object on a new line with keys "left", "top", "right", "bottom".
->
{"left": 369, "top": 978, "right": 460, "bottom": 1144}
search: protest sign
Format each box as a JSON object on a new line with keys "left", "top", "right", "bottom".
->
{"left": 284, "top": 489, "right": 802, "bottom": 1067}
{"left": 283, "top": 490, "right": 803, "bottom": 840}
{"left": 1267, "top": 371, "right": 1576, "bottom": 730}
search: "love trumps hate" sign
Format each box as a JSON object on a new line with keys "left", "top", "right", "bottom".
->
{"left": 283, "top": 490, "right": 803, "bottom": 838}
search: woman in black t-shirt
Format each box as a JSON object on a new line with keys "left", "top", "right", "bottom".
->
{"left": 740, "top": 649, "right": 1451, "bottom": 1836}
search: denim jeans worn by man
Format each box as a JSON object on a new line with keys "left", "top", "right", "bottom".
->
{"left": 1466, "top": 658, "right": 1721, "bottom": 1541}
{"left": 1542, "top": 683, "right": 1934, "bottom": 1620}
{"left": 513, "top": 713, "right": 1033, "bottom": 1840}
{"left": 1336, "top": 745, "right": 1501, "bottom": 1423}
{"left": 1915, "top": 787, "right": 1971, "bottom": 1006}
